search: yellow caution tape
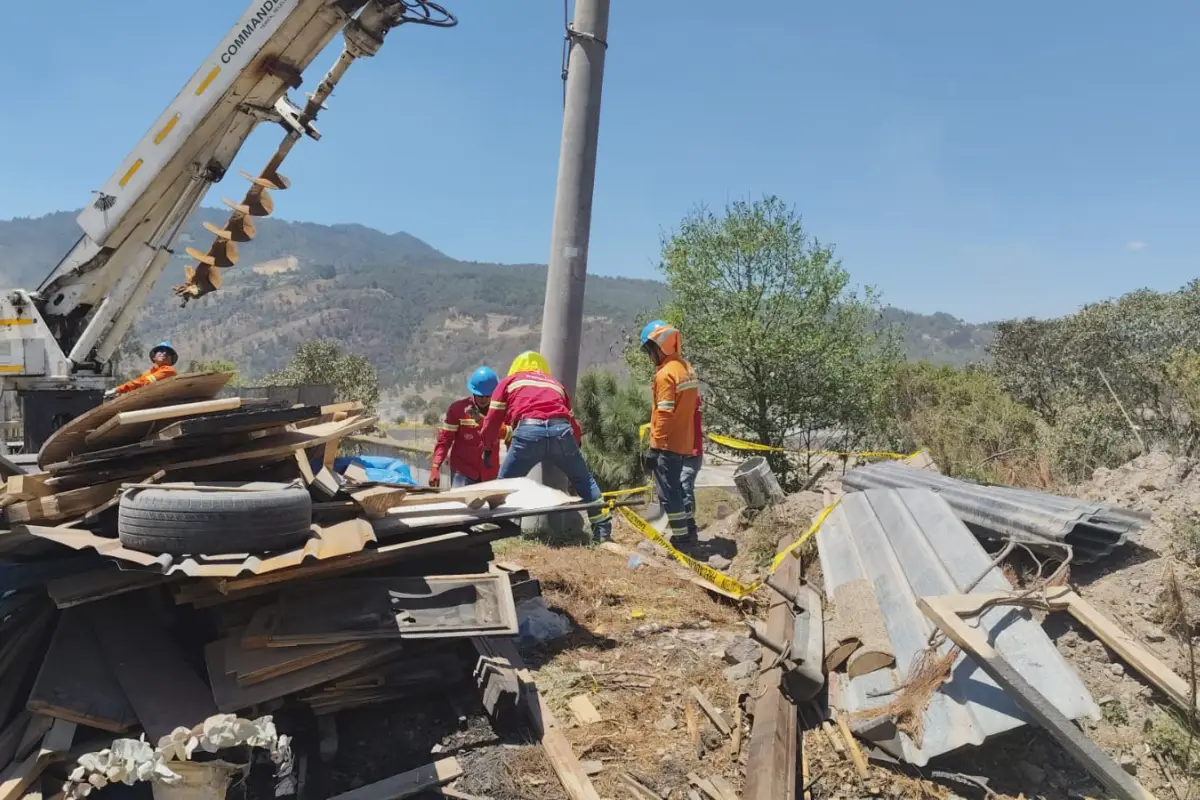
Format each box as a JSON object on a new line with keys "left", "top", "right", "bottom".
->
{"left": 610, "top": 494, "right": 844, "bottom": 599}
{"left": 707, "top": 433, "right": 921, "bottom": 462}
{"left": 615, "top": 504, "right": 762, "bottom": 598}
{"left": 601, "top": 485, "right": 650, "bottom": 500}
{"left": 769, "top": 499, "right": 841, "bottom": 572}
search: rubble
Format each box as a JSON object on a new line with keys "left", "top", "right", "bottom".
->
{"left": 0, "top": 372, "right": 615, "bottom": 799}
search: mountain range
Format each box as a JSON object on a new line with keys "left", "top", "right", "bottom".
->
{"left": 0, "top": 210, "right": 996, "bottom": 406}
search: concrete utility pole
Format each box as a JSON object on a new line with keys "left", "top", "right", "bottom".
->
{"left": 528, "top": 0, "right": 610, "bottom": 536}
{"left": 539, "top": 0, "right": 610, "bottom": 395}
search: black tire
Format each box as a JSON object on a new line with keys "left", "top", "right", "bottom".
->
{"left": 117, "top": 481, "right": 313, "bottom": 556}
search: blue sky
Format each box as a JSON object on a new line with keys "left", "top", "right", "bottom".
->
{"left": 1, "top": 1, "right": 1196, "bottom": 323}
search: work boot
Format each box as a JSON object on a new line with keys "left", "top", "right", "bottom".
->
{"left": 592, "top": 531, "right": 612, "bottom": 545}
{"left": 669, "top": 532, "right": 698, "bottom": 548}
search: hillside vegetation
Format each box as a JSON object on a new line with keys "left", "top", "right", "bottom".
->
{"left": 0, "top": 210, "right": 994, "bottom": 397}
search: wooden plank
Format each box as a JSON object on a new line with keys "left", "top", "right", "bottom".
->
{"left": 206, "top": 640, "right": 405, "bottom": 713}
{"left": 294, "top": 450, "right": 317, "bottom": 485}
{"left": 478, "top": 637, "right": 601, "bottom": 800}
{"left": 327, "top": 757, "right": 461, "bottom": 800}
{"left": 3, "top": 476, "right": 51, "bottom": 502}
{"left": 38, "top": 372, "right": 234, "bottom": 468}
{"left": 742, "top": 535, "right": 799, "bottom": 800}
{"left": 567, "top": 695, "right": 602, "bottom": 725}
{"left": 26, "top": 610, "right": 136, "bottom": 732}
{"left": 918, "top": 596, "right": 1156, "bottom": 800}
{"left": 84, "top": 396, "right": 244, "bottom": 449}
{"left": 45, "top": 570, "right": 164, "bottom": 609}
{"left": 85, "top": 596, "right": 217, "bottom": 741}
{"left": 688, "top": 687, "right": 731, "bottom": 736}
{"left": 155, "top": 404, "right": 317, "bottom": 440}
{"left": 347, "top": 486, "right": 409, "bottom": 519}
{"left": 937, "top": 587, "right": 1195, "bottom": 717}
{"left": 0, "top": 719, "right": 74, "bottom": 800}
{"left": 0, "top": 605, "right": 54, "bottom": 725}
{"left": 222, "top": 634, "right": 366, "bottom": 686}
{"left": 7, "top": 479, "right": 135, "bottom": 524}
{"left": 45, "top": 415, "right": 378, "bottom": 488}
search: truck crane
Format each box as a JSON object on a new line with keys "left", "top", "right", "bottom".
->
{"left": 2, "top": 0, "right": 456, "bottom": 452}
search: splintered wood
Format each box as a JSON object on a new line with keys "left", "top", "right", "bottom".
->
{"left": 827, "top": 578, "right": 895, "bottom": 678}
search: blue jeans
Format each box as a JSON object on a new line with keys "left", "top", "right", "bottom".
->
{"left": 680, "top": 454, "right": 702, "bottom": 538}
{"left": 449, "top": 472, "right": 477, "bottom": 488}
{"left": 499, "top": 420, "right": 611, "bottom": 540}
{"left": 652, "top": 450, "right": 695, "bottom": 542}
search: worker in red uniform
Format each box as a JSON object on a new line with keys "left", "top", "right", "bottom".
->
{"left": 480, "top": 351, "right": 611, "bottom": 542}
{"left": 639, "top": 321, "right": 700, "bottom": 546}
{"left": 104, "top": 341, "right": 178, "bottom": 400}
{"left": 429, "top": 366, "right": 508, "bottom": 488}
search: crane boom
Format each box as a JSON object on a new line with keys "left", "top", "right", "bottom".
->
{"left": 2, "top": 0, "right": 455, "bottom": 391}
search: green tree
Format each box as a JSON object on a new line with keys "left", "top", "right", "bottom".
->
{"left": 638, "top": 196, "right": 901, "bottom": 485}
{"left": 266, "top": 340, "right": 380, "bottom": 411}
{"left": 421, "top": 408, "right": 440, "bottom": 426}
{"left": 402, "top": 395, "right": 428, "bottom": 416}
{"left": 884, "top": 362, "right": 1041, "bottom": 482}
{"left": 575, "top": 370, "right": 652, "bottom": 491}
{"left": 186, "top": 358, "right": 242, "bottom": 387}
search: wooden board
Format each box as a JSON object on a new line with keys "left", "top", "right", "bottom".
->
{"left": 206, "top": 639, "right": 406, "bottom": 712}
{"left": 0, "top": 719, "right": 74, "bottom": 800}
{"left": 156, "top": 404, "right": 320, "bottom": 440}
{"left": 4, "top": 475, "right": 52, "bottom": 502}
{"left": 44, "top": 414, "right": 377, "bottom": 488}
{"left": 83, "top": 396, "right": 244, "bottom": 449}
{"left": 477, "top": 637, "right": 602, "bottom": 800}
{"left": 919, "top": 596, "right": 1156, "bottom": 800}
{"left": 85, "top": 596, "right": 217, "bottom": 741}
{"left": 26, "top": 610, "right": 136, "bottom": 732}
{"left": 327, "top": 757, "right": 462, "bottom": 800}
{"left": 37, "top": 372, "right": 233, "bottom": 468}
{"left": 568, "top": 695, "right": 602, "bottom": 725}
{"left": 44, "top": 569, "right": 164, "bottom": 609}
{"left": 742, "top": 534, "right": 799, "bottom": 800}
{"left": 688, "top": 687, "right": 731, "bottom": 736}
{"left": 7, "top": 479, "right": 137, "bottom": 524}
{"left": 222, "top": 634, "right": 366, "bottom": 686}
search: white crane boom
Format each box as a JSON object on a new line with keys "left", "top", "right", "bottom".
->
{"left": 0, "top": 0, "right": 455, "bottom": 399}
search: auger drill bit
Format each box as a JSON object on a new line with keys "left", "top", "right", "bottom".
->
{"left": 173, "top": 0, "right": 456, "bottom": 306}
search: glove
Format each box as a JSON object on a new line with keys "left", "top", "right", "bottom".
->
{"left": 428, "top": 465, "right": 441, "bottom": 488}
{"left": 103, "top": 388, "right": 118, "bottom": 400}
{"left": 641, "top": 449, "right": 659, "bottom": 474}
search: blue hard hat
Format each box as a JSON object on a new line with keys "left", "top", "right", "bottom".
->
{"left": 149, "top": 341, "right": 178, "bottom": 365}
{"left": 640, "top": 320, "right": 668, "bottom": 346}
{"left": 467, "top": 365, "right": 499, "bottom": 397}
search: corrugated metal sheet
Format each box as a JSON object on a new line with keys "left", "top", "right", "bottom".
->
{"left": 840, "top": 461, "right": 1147, "bottom": 562}
{"left": 816, "top": 489, "right": 1099, "bottom": 765}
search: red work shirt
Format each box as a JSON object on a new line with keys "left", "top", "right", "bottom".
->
{"left": 432, "top": 397, "right": 498, "bottom": 482}
{"left": 482, "top": 371, "right": 582, "bottom": 452}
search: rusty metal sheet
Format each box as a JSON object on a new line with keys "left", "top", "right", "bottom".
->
{"left": 840, "top": 461, "right": 1146, "bottom": 562}
{"left": 816, "top": 488, "right": 1099, "bottom": 765}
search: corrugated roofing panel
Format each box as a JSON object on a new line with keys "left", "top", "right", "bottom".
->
{"left": 816, "top": 488, "right": 1099, "bottom": 765}
{"left": 839, "top": 461, "right": 1147, "bottom": 562}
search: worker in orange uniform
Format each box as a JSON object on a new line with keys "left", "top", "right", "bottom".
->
{"left": 429, "top": 366, "right": 509, "bottom": 488}
{"left": 480, "top": 351, "right": 611, "bottom": 542}
{"left": 104, "top": 341, "right": 178, "bottom": 400}
{"left": 639, "top": 321, "right": 700, "bottom": 546}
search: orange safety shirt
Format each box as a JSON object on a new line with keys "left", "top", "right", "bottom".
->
{"left": 115, "top": 364, "right": 177, "bottom": 395}
{"left": 649, "top": 356, "right": 699, "bottom": 455}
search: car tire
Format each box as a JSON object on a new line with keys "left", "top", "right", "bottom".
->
{"left": 117, "top": 481, "right": 313, "bottom": 556}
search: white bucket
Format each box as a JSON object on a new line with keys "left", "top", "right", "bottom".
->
{"left": 151, "top": 760, "right": 246, "bottom": 800}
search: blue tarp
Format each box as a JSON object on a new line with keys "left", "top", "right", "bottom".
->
{"left": 332, "top": 455, "right": 416, "bottom": 486}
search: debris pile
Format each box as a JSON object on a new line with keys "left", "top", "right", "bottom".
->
{"left": 0, "top": 372, "right": 609, "bottom": 798}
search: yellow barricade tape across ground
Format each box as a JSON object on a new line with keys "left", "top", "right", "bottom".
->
{"left": 706, "top": 432, "right": 920, "bottom": 462}
{"left": 600, "top": 485, "right": 843, "bottom": 600}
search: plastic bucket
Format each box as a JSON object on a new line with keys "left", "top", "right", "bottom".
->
{"left": 151, "top": 760, "right": 246, "bottom": 800}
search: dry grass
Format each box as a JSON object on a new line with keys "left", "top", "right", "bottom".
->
{"left": 508, "top": 536, "right": 743, "bottom": 639}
